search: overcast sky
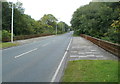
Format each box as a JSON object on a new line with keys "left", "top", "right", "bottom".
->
{"left": 7, "top": 0, "right": 92, "bottom": 25}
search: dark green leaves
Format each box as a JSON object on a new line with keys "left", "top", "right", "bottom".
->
{"left": 71, "top": 2, "right": 120, "bottom": 44}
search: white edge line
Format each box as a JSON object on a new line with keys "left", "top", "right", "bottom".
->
{"left": 14, "top": 48, "right": 38, "bottom": 58}
{"left": 51, "top": 37, "right": 72, "bottom": 82}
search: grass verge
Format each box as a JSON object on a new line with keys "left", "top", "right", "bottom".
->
{"left": 62, "top": 60, "right": 118, "bottom": 82}
{"left": 0, "top": 42, "right": 19, "bottom": 49}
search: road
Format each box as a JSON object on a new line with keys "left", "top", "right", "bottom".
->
{"left": 2, "top": 32, "right": 73, "bottom": 82}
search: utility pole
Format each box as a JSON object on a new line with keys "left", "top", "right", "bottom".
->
{"left": 55, "top": 18, "right": 60, "bottom": 35}
{"left": 62, "top": 24, "right": 64, "bottom": 32}
{"left": 56, "top": 24, "right": 57, "bottom": 35}
{"left": 11, "top": 2, "right": 14, "bottom": 43}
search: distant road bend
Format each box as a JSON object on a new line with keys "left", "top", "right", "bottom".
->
{"left": 2, "top": 32, "right": 73, "bottom": 82}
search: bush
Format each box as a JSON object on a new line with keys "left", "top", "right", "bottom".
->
{"left": 0, "top": 31, "right": 2, "bottom": 41}
{"left": 2, "top": 30, "right": 11, "bottom": 42}
{"left": 1, "top": 30, "right": 54, "bottom": 42}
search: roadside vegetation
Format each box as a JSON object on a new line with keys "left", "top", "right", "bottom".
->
{"left": 2, "top": 1, "right": 71, "bottom": 42}
{"left": 0, "top": 42, "right": 19, "bottom": 49}
{"left": 62, "top": 60, "right": 118, "bottom": 82}
{"left": 62, "top": 2, "right": 119, "bottom": 83}
{"left": 71, "top": 2, "right": 120, "bottom": 44}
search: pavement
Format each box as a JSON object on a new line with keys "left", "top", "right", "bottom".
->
{"left": 69, "top": 37, "right": 118, "bottom": 61}
{"left": 2, "top": 32, "right": 73, "bottom": 82}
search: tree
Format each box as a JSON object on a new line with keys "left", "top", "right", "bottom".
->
{"left": 2, "top": 1, "right": 69, "bottom": 40}
{"left": 15, "top": 1, "right": 24, "bottom": 14}
{"left": 2, "top": 2, "right": 11, "bottom": 31}
{"left": 107, "top": 18, "right": 120, "bottom": 44}
{"left": 41, "top": 14, "right": 57, "bottom": 25}
{"left": 57, "top": 21, "right": 69, "bottom": 34}
{"left": 71, "top": 2, "right": 119, "bottom": 43}
{"left": 40, "top": 14, "right": 58, "bottom": 34}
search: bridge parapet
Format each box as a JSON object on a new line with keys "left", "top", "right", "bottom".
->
{"left": 80, "top": 34, "right": 120, "bottom": 58}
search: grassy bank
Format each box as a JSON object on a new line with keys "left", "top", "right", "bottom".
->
{"left": 0, "top": 42, "right": 19, "bottom": 49}
{"left": 62, "top": 60, "right": 118, "bottom": 82}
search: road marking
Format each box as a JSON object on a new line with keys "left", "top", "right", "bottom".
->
{"left": 91, "top": 50, "right": 96, "bottom": 52}
{"left": 79, "top": 56, "right": 88, "bottom": 57}
{"left": 70, "top": 55, "right": 79, "bottom": 57}
{"left": 42, "top": 43, "right": 49, "bottom": 47}
{"left": 96, "top": 56, "right": 103, "bottom": 57}
{"left": 86, "top": 52, "right": 93, "bottom": 54}
{"left": 78, "top": 52, "right": 85, "bottom": 54}
{"left": 14, "top": 48, "right": 38, "bottom": 58}
{"left": 51, "top": 38, "right": 72, "bottom": 82}
{"left": 3, "top": 38, "right": 46, "bottom": 51}
{"left": 78, "top": 55, "right": 103, "bottom": 58}
{"left": 86, "top": 55, "right": 95, "bottom": 57}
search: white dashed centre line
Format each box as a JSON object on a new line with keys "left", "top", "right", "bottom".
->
{"left": 14, "top": 48, "right": 38, "bottom": 58}
{"left": 42, "top": 43, "right": 50, "bottom": 47}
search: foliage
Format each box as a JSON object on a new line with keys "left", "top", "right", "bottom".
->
{"left": 39, "top": 14, "right": 70, "bottom": 34}
{"left": 2, "top": 30, "right": 11, "bottom": 39}
{"left": 39, "top": 14, "right": 57, "bottom": 34}
{"left": 57, "top": 21, "right": 69, "bottom": 34}
{"left": 111, "top": 19, "right": 120, "bottom": 33}
{"left": 41, "top": 14, "right": 57, "bottom": 25}
{"left": 106, "top": 19, "right": 120, "bottom": 43}
{"left": 2, "top": 1, "right": 70, "bottom": 42}
{"left": 71, "top": 2, "right": 120, "bottom": 44}
{"left": 2, "top": 2, "right": 11, "bottom": 31}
